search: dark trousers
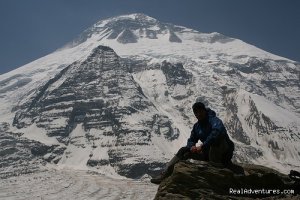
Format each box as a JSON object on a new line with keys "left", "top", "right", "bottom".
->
{"left": 176, "top": 137, "right": 234, "bottom": 166}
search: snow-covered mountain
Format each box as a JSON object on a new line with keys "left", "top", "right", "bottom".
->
{"left": 0, "top": 13, "right": 299, "bottom": 178}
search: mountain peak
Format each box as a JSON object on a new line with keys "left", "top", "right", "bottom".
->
{"left": 94, "top": 13, "right": 158, "bottom": 28}
{"left": 117, "top": 13, "right": 157, "bottom": 22}
{"left": 64, "top": 13, "right": 288, "bottom": 63}
{"left": 67, "top": 13, "right": 185, "bottom": 47}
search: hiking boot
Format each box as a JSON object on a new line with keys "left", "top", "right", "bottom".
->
{"left": 151, "top": 155, "right": 179, "bottom": 184}
{"left": 150, "top": 168, "right": 173, "bottom": 184}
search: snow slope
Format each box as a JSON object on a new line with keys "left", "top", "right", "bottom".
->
{"left": 0, "top": 169, "right": 157, "bottom": 200}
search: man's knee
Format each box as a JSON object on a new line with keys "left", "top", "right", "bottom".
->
{"left": 209, "top": 138, "right": 228, "bottom": 163}
{"left": 176, "top": 146, "right": 190, "bottom": 159}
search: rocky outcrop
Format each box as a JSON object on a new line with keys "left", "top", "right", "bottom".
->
{"left": 117, "top": 29, "right": 138, "bottom": 43}
{"left": 154, "top": 160, "right": 299, "bottom": 199}
{"left": 0, "top": 122, "right": 66, "bottom": 179}
{"left": 0, "top": 131, "right": 44, "bottom": 179}
{"left": 161, "top": 61, "right": 192, "bottom": 87}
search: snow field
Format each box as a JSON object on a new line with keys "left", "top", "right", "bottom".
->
{"left": 0, "top": 169, "right": 157, "bottom": 200}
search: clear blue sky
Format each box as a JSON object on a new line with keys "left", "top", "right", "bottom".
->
{"left": 0, "top": 0, "right": 299, "bottom": 74}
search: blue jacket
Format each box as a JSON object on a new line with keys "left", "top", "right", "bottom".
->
{"left": 186, "top": 108, "right": 231, "bottom": 152}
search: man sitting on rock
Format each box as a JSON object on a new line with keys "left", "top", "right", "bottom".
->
{"left": 151, "top": 102, "right": 235, "bottom": 184}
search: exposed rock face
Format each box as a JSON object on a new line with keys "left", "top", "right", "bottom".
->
{"left": 223, "top": 89, "right": 251, "bottom": 145}
{"left": 0, "top": 122, "right": 66, "bottom": 179}
{"left": 161, "top": 61, "right": 192, "bottom": 87}
{"left": 0, "top": 131, "right": 43, "bottom": 178}
{"left": 12, "top": 45, "right": 180, "bottom": 178}
{"left": 155, "top": 160, "right": 299, "bottom": 200}
{"left": 117, "top": 29, "right": 138, "bottom": 43}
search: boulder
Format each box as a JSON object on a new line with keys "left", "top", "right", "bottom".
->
{"left": 154, "top": 160, "right": 299, "bottom": 199}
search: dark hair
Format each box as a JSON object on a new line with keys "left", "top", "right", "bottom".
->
{"left": 192, "top": 102, "right": 206, "bottom": 111}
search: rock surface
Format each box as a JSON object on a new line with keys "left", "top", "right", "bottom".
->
{"left": 11, "top": 45, "right": 182, "bottom": 178}
{"left": 154, "top": 160, "right": 299, "bottom": 199}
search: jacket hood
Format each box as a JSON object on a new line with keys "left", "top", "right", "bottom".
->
{"left": 206, "top": 108, "right": 216, "bottom": 118}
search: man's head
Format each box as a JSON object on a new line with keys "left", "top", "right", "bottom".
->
{"left": 192, "top": 102, "right": 207, "bottom": 121}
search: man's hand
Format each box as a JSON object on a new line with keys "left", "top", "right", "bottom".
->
{"left": 190, "top": 145, "right": 202, "bottom": 153}
{"left": 190, "top": 146, "right": 197, "bottom": 153}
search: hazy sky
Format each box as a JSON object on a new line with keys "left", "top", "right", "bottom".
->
{"left": 0, "top": 0, "right": 299, "bottom": 74}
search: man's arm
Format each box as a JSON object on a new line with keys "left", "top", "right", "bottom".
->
{"left": 202, "top": 117, "right": 225, "bottom": 151}
{"left": 186, "top": 124, "right": 198, "bottom": 149}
